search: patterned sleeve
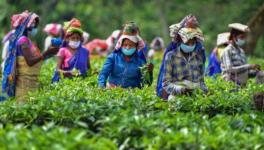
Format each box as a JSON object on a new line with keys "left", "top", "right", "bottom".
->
{"left": 221, "top": 47, "right": 233, "bottom": 70}
{"left": 162, "top": 52, "right": 184, "bottom": 95}
{"left": 221, "top": 47, "right": 251, "bottom": 73}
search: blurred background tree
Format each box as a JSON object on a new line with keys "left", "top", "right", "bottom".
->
{"left": 0, "top": 0, "right": 263, "bottom": 56}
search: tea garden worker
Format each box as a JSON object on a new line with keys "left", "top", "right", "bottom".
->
{"left": 1, "top": 10, "right": 59, "bottom": 102}
{"left": 220, "top": 23, "right": 264, "bottom": 86}
{"left": 158, "top": 15, "right": 207, "bottom": 100}
{"left": 147, "top": 36, "right": 165, "bottom": 60}
{"left": 60, "top": 18, "right": 82, "bottom": 48}
{"left": 98, "top": 23, "right": 153, "bottom": 89}
{"left": 115, "top": 22, "right": 148, "bottom": 63}
{"left": 52, "top": 18, "right": 91, "bottom": 82}
{"left": 43, "top": 23, "right": 63, "bottom": 51}
{"left": 207, "top": 32, "right": 230, "bottom": 76}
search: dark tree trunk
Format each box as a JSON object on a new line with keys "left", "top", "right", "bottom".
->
{"left": 155, "top": 0, "right": 169, "bottom": 39}
{"left": 246, "top": 4, "right": 264, "bottom": 54}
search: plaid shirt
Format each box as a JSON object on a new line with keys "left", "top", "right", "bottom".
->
{"left": 162, "top": 47, "right": 207, "bottom": 95}
{"left": 220, "top": 44, "right": 251, "bottom": 84}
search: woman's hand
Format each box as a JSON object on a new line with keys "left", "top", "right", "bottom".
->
{"left": 63, "top": 72, "right": 73, "bottom": 78}
{"left": 59, "top": 70, "right": 73, "bottom": 78}
{"left": 147, "top": 63, "right": 154, "bottom": 72}
{"left": 107, "top": 83, "right": 118, "bottom": 88}
{"left": 43, "top": 46, "right": 59, "bottom": 59}
{"left": 250, "top": 64, "right": 261, "bottom": 71}
{"left": 181, "top": 88, "right": 193, "bottom": 94}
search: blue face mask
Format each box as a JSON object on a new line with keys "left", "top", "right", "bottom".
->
{"left": 29, "top": 28, "right": 38, "bottom": 37}
{"left": 121, "top": 47, "right": 136, "bottom": 56}
{"left": 180, "top": 43, "right": 196, "bottom": 53}
{"left": 235, "top": 38, "right": 246, "bottom": 46}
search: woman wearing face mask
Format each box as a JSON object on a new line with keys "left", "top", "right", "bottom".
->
{"left": 1, "top": 10, "right": 59, "bottom": 102}
{"left": 206, "top": 32, "right": 230, "bottom": 76}
{"left": 147, "top": 37, "right": 165, "bottom": 61}
{"left": 160, "top": 16, "right": 207, "bottom": 100}
{"left": 52, "top": 20, "right": 90, "bottom": 82}
{"left": 98, "top": 24, "right": 153, "bottom": 88}
{"left": 220, "top": 23, "right": 263, "bottom": 85}
{"left": 115, "top": 22, "right": 148, "bottom": 63}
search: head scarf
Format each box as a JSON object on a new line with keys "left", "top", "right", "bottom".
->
{"left": 178, "top": 27, "right": 204, "bottom": 43}
{"left": 66, "top": 27, "right": 83, "bottom": 36}
{"left": 59, "top": 18, "right": 83, "bottom": 48}
{"left": 115, "top": 22, "right": 145, "bottom": 50}
{"left": 228, "top": 23, "right": 250, "bottom": 33}
{"left": 169, "top": 15, "right": 203, "bottom": 42}
{"left": 150, "top": 37, "right": 165, "bottom": 50}
{"left": 11, "top": 10, "right": 39, "bottom": 29}
{"left": 63, "top": 18, "right": 82, "bottom": 31}
{"left": 216, "top": 32, "right": 230, "bottom": 46}
{"left": 64, "top": 18, "right": 84, "bottom": 37}
{"left": 115, "top": 35, "right": 145, "bottom": 50}
{"left": 43, "top": 23, "right": 62, "bottom": 36}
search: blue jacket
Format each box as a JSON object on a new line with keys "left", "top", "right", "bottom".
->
{"left": 206, "top": 49, "right": 222, "bottom": 77}
{"left": 98, "top": 50, "right": 146, "bottom": 88}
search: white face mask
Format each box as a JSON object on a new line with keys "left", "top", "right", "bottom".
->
{"left": 68, "top": 41, "right": 80, "bottom": 49}
{"left": 29, "top": 28, "right": 38, "bottom": 37}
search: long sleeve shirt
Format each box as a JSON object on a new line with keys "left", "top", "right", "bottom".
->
{"left": 98, "top": 51, "right": 146, "bottom": 88}
{"left": 162, "top": 47, "right": 207, "bottom": 95}
{"left": 220, "top": 44, "right": 251, "bottom": 84}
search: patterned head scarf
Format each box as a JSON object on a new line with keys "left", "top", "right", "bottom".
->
{"left": 64, "top": 18, "right": 83, "bottom": 37}
{"left": 169, "top": 15, "right": 204, "bottom": 43}
{"left": 115, "top": 22, "right": 145, "bottom": 50}
{"left": 178, "top": 27, "right": 204, "bottom": 43}
{"left": 63, "top": 18, "right": 82, "bottom": 31}
{"left": 43, "top": 23, "right": 62, "bottom": 36}
{"left": 11, "top": 10, "right": 39, "bottom": 29}
{"left": 65, "top": 27, "right": 84, "bottom": 37}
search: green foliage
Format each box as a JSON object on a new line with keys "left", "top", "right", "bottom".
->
{"left": 0, "top": 1, "right": 264, "bottom": 148}
{"left": 1, "top": 0, "right": 264, "bottom": 55}
{"left": 0, "top": 57, "right": 263, "bottom": 149}
{"left": 140, "top": 64, "right": 153, "bottom": 86}
{"left": 0, "top": 125, "right": 117, "bottom": 150}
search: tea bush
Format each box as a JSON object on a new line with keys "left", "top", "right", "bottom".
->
{"left": 0, "top": 57, "right": 263, "bottom": 149}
